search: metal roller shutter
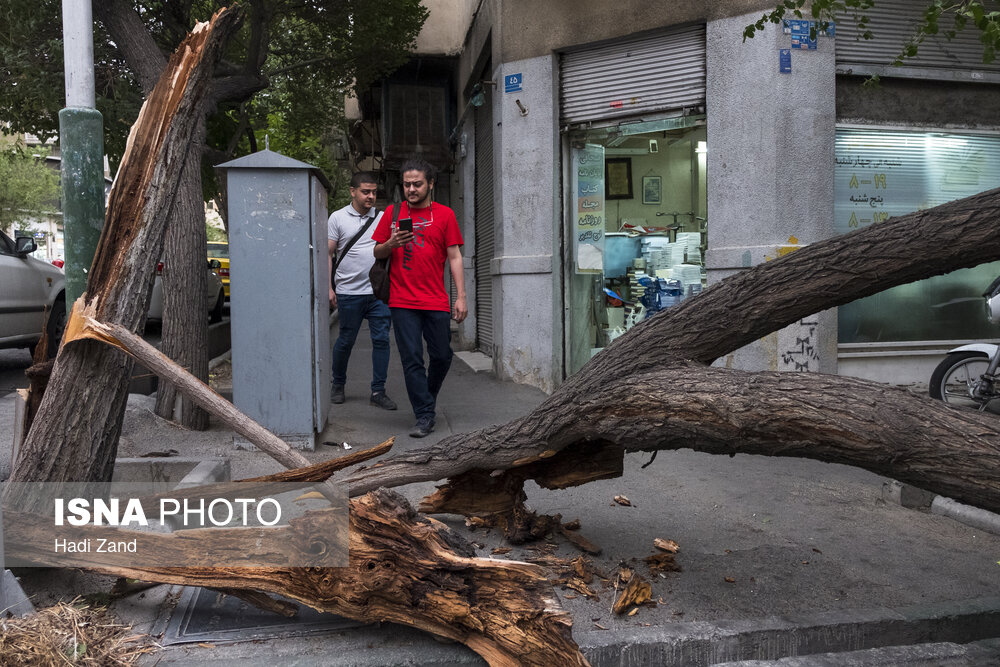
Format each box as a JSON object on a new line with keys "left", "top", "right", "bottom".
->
{"left": 836, "top": 0, "right": 1000, "bottom": 77}
{"left": 474, "top": 85, "right": 495, "bottom": 356}
{"left": 560, "top": 25, "right": 706, "bottom": 125}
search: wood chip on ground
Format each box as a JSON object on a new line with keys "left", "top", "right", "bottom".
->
{"left": 612, "top": 567, "right": 653, "bottom": 615}
{"left": 653, "top": 538, "right": 679, "bottom": 553}
{"left": 644, "top": 551, "right": 682, "bottom": 574}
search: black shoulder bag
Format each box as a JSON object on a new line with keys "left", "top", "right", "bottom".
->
{"left": 331, "top": 208, "right": 378, "bottom": 290}
{"left": 369, "top": 202, "right": 402, "bottom": 304}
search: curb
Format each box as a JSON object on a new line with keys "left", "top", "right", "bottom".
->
{"left": 932, "top": 496, "right": 1000, "bottom": 536}
{"left": 882, "top": 480, "right": 1000, "bottom": 536}
{"left": 143, "top": 596, "right": 1000, "bottom": 666}
{"left": 576, "top": 597, "right": 1000, "bottom": 666}
{"left": 712, "top": 638, "right": 1000, "bottom": 666}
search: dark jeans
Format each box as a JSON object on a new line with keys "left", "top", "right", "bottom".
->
{"left": 332, "top": 294, "right": 391, "bottom": 393}
{"left": 391, "top": 308, "right": 452, "bottom": 421}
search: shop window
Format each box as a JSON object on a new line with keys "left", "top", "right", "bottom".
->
{"left": 566, "top": 119, "right": 707, "bottom": 376}
{"left": 835, "top": 128, "right": 1000, "bottom": 343}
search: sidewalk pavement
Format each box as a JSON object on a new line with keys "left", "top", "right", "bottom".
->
{"left": 3, "top": 321, "right": 1000, "bottom": 665}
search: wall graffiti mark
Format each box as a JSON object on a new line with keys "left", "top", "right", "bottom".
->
{"left": 780, "top": 318, "right": 820, "bottom": 371}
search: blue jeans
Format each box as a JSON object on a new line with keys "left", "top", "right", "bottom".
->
{"left": 332, "top": 294, "right": 391, "bottom": 393}
{"left": 391, "top": 308, "right": 452, "bottom": 421}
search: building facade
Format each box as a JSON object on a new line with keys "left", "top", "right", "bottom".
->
{"left": 358, "top": 0, "right": 1000, "bottom": 393}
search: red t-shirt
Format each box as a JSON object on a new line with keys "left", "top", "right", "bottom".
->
{"left": 372, "top": 202, "right": 464, "bottom": 311}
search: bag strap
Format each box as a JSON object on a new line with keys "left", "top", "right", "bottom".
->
{"left": 333, "top": 208, "right": 379, "bottom": 271}
{"left": 384, "top": 188, "right": 404, "bottom": 268}
{"left": 392, "top": 199, "right": 404, "bottom": 227}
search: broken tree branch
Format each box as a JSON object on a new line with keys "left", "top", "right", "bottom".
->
{"left": 9, "top": 7, "right": 243, "bottom": 487}
{"left": 347, "top": 363, "right": 1000, "bottom": 514}
{"left": 6, "top": 490, "right": 588, "bottom": 667}
{"left": 340, "top": 189, "right": 1000, "bottom": 516}
{"left": 62, "top": 299, "right": 312, "bottom": 472}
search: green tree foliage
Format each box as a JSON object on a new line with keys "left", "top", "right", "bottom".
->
{"left": 1, "top": 0, "right": 427, "bottom": 199}
{"left": 0, "top": 0, "right": 143, "bottom": 167}
{"left": 745, "top": 0, "right": 1000, "bottom": 66}
{"left": 0, "top": 143, "right": 60, "bottom": 235}
{"left": 206, "top": 221, "right": 228, "bottom": 243}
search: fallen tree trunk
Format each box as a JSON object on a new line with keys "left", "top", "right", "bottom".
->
{"left": 33, "top": 298, "right": 587, "bottom": 664}
{"left": 8, "top": 7, "right": 242, "bottom": 486}
{"left": 416, "top": 364, "right": 1000, "bottom": 514}
{"left": 6, "top": 490, "right": 587, "bottom": 667}
{"left": 343, "top": 189, "right": 1000, "bottom": 516}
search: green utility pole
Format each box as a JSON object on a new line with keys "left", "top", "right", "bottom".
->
{"left": 60, "top": 0, "right": 104, "bottom": 306}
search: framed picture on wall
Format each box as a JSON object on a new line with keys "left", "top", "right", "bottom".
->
{"left": 605, "top": 158, "right": 633, "bottom": 200}
{"left": 642, "top": 175, "right": 662, "bottom": 205}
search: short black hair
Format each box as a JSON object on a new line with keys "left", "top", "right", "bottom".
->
{"left": 399, "top": 157, "right": 436, "bottom": 184}
{"left": 349, "top": 171, "right": 378, "bottom": 188}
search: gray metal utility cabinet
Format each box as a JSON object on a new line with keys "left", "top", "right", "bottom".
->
{"left": 217, "top": 149, "right": 331, "bottom": 451}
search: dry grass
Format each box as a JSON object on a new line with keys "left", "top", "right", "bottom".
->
{"left": 0, "top": 598, "right": 157, "bottom": 666}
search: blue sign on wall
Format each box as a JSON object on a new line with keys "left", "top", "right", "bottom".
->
{"left": 779, "top": 49, "right": 792, "bottom": 74}
{"left": 786, "top": 19, "right": 818, "bottom": 50}
{"left": 505, "top": 73, "right": 523, "bottom": 93}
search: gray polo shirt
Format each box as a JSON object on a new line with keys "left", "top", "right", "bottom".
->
{"left": 328, "top": 204, "right": 382, "bottom": 295}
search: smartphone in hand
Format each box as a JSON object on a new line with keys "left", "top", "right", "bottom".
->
{"left": 397, "top": 218, "right": 413, "bottom": 233}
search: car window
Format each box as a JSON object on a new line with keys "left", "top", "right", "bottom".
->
{"left": 207, "top": 243, "right": 229, "bottom": 259}
{"left": 0, "top": 230, "right": 16, "bottom": 255}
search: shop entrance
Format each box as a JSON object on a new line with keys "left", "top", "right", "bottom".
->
{"left": 564, "top": 116, "right": 707, "bottom": 377}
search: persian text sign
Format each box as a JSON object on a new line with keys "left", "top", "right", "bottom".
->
{"left": 573, "top": 143, "right": 605, "bottom": 273}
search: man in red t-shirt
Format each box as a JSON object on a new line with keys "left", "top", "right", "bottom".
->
{"left": 373, "top": 158, "right": 467, "bottom": 438}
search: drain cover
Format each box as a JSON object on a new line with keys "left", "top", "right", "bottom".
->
{"left": 162, "top": 586, "right": 368, "bottom": 645}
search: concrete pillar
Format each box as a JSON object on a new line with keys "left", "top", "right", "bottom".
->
{"left": 60, "top": 0, "right": 104, "bottom": 306}
{"left": 492, "top": 56, "right": 561, "bottom": 393}
{"left": 705, "top": 14, "right": 837, "bottom": 373}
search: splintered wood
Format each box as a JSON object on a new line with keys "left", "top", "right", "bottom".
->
{"left": 10, "top": 490, "right": 588, "bottom": 667}
{"left": 613, "top": 567, "right": 652, "bottom": 615}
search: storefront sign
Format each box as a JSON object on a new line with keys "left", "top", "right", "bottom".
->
{"left": 572, "top": 144, "right": 605, "bottom": 274}
{"left": 834, "top": 128, "right": 1000, "bottom": 343}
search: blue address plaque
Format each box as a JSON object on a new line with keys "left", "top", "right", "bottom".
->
{"left": 779, "top": 49, "right": 792, "bottom": 74}
{"left": 504, "top": 73, "right": 523, "bottom": 93}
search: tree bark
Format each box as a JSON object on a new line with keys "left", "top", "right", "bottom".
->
{"left": 9, "top": 8, "right": 242, "bottom": 486}
{"left": 155, "top": 119, "right": 211, "bottom": 430}
{"left": 98, "top": 0, "right": 223, "bottom": 431}
{"left": 341, "top": 188, "right": 1000, "bottom": 516}
{"left": 93, "top": 0, "right": 167, "bottom": 94}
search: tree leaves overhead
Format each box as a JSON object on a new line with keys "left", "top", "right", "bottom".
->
{"left": 0, "top": 144, "right": 60, "bottom": 234}
{"left": 745, "top": 0, "right": 1000, "bottom": 66}
{"left": 2, "top": 0, "right": 427, "bottom": 194}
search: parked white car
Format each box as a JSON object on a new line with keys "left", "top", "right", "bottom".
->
{"left": 0, "top": 230, "right": 66, "bottom": 356}
{"left": 146, "top": 260, "right": 226, "bottom": 325}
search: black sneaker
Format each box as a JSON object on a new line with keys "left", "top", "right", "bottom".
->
{"left": 370, "top": 392, "right": 397, "bottom": 410}
{"left": 409, "top": 417, "right": 435, "bottom": 438}
{"left": 331, "top": 385, "right": 345, "bottom": 404}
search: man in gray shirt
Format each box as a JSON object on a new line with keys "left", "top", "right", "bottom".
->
{"left": 328, "top": 172, "right": 397, "bottom": 410}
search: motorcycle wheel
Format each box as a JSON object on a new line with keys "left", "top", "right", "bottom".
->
{"left": 929, "top": 351, "right": 992, "bottom": 409}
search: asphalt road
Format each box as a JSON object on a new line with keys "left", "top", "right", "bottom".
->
{"left": 0, "top": 348, "right": 32, "bottom": 398}
{"left": 0, "top": 310, "right": 229, "bottom": 399}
